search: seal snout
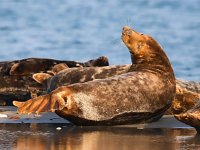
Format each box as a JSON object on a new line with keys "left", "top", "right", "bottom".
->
{"left": 122, "top": 26, "right": 132, "bottom": 36}
{"left": 123, "top": 26, "right": 131, "bottom": 31}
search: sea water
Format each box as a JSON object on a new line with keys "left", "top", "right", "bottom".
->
{"left": 0, "top": 0, "right": 200, "bottom": 80}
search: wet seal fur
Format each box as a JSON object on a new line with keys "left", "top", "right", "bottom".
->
{"left": 13, "top": 26, "right": 176, "bottom": 126}
{"left": 0, "top": 56, "right": 109, "bottom": 105}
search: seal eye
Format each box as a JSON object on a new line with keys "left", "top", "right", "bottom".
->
{"left": 140, "top": 33, "right": 144, "bottom": 35}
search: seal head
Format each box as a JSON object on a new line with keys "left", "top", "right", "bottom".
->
{"left": 122, "top": 26, "right": 174, "bottom": 79}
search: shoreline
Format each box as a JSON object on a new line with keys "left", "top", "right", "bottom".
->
{"left": 0, "top": 106, "right": 192, "bottom": 129}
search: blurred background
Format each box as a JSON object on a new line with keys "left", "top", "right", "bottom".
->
{"left": 0, "top": 0, "right": 199, "bottom": 80}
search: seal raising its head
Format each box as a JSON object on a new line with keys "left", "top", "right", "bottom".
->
{"left": 13, "top": 26, "right": 176, "bottom": 125}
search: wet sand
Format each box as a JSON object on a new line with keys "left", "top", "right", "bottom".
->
{"left": 0, "top": 106, "right": 199, "bottom": 150}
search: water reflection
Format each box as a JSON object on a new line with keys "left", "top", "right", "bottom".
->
{"left": 0, "top": 124, "right": 199, "bottom": 150}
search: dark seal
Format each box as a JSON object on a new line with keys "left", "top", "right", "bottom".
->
{"left": 13, "top": 26, "right": 176, "bottom": 126}
{"left": 0, "top": 56, "right": 109, "bottom": 105}
{"left": 8, "top": 56, "right": 109, "bottom": 75}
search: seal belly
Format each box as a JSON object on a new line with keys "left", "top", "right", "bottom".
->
{"left": 56, "top": 71, "right": 174, "bottom": 125}
{"left": 56, "top": 104, "right": 171, "bottom": 126}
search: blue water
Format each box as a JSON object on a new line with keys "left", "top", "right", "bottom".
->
{"left": 0, "top": 0, "right": 200, "bottom": 80}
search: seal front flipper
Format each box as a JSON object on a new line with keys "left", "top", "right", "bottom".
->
{"left": 13, "top": 87, "right": 71, "bottom": 114}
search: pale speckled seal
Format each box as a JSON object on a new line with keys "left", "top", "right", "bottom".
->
{"left": 13, "top": 26, "right": 176, "bottom": 125}
{"left": 33, "top": 66, "right": 200, "bottom": 115}
{"left": 175, "top": 101, "right": 200, "bottom": 133}
{"left": 166, "top": 79, "right": 200, "bottom": 115}
{"left": 0, "top": 56, "right": 109, "bottom": 106}
{"left": 32, "top": 62, "right": 200, "bottom": 116}
{"left": 172, "top": 80, "right": 200, "bottom": 133}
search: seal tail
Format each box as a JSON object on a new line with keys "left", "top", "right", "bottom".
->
{"left": 13, "top": 92, "right": 67, "bottom": 115}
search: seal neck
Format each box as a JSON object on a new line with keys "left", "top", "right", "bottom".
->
{"left": 130, "top": 51, "right": 175, "bottom": 81}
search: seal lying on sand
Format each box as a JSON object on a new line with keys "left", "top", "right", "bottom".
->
{"left": 173, "top": 80, "right": 200, "bottom": 132}
{"left": 13, "top": 26, "right": 176, "bottom": 125}
{"left": 167, "top": 80, "right": 200, "bottom": 114}
{"left": 32, "top": 62, "right": 200, "bottom": 115}
{"left": 0, "top": 56, "right": 109, "bottom": 105}
{"left": 175, "top": 101, "right": 200, "bottom": 133}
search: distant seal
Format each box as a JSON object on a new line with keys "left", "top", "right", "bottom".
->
{"left": 0, "top": 56, "right": 109, "bottom": 105}
{"left": 13, "top": 26, "right": 176, "bottom": 125}
{"left": 8, "top": 56, "right": 109, "bottom": 75}
{"left": 0, "top": 75, "right": 45, "bottom": 105}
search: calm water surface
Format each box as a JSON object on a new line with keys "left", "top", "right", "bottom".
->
{"left": 0, "top": 124, "right": 199, "bottom": 150}
{"left": 0, "top": 0, "right": 200, "bottom": 80}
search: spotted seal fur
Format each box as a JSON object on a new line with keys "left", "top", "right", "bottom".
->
{"left": 173, "top": 80, "right": 200, "bottom": 133}
{"left": 33, "top": 65, "right": 200, "bottom": 115}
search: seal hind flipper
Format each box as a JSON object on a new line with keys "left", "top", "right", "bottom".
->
{"left": 9, "top": 63, "right": 21, "bottom": 75}
{"left": 14, "top": 95, "right": 53, "bottom": 114}
{"left": 13, "top": 101, "right": 24, "bottom": 107}
{"left": 47, "top": 63, "right": 69, "bottom": 75}
{"left": 32, "top": 73, "right": 52, "bottom": 85}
